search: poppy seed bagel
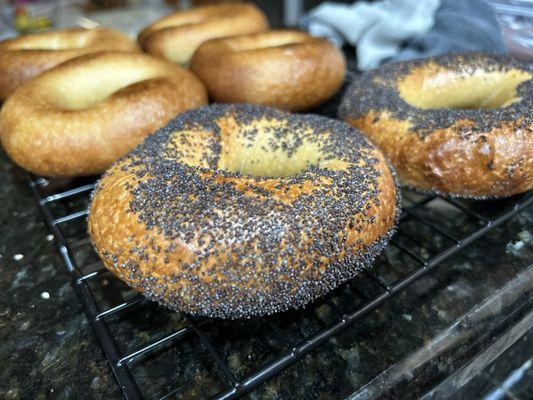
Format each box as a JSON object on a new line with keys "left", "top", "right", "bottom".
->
{"left": 88, "top": 104, "right": 399, "bottom": 319}
{"left": 339, "top": 52, "right": 532, "bottom": 199}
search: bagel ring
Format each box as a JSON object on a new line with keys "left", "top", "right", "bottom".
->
{"left": 138, "top": 2, "right": 269, "bottom": 65}
{"left": 190, "top": 30, "right": 346, "bottom": 111}
{"left": 0, "top": 28, "right": 139, "bottom": 101}
{"left": 88, "top": 104, "right": 399, "bottom": 319}
{"left": 339, "top": 52, "right": 533, "bottom": 198}
{"left": 0, "top": 51, "right": 207, "bottom": 177}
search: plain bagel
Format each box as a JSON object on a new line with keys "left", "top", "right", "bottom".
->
{"left": 190, "top": 30, "right": 346, "bottom": 111}
{"left": 0, "top": 28, "right": 139, "bottom": 101}
{"left": 88, "top": 104, "right": 399, "bottom": 319}
{"left": 0, "top": 51, "right": 207, "bottom": 177}
{"left": 138, "top": 2, "right": 269, "bottom": 65}
{"left": 339, "top": 52, "right": 533, "bottom": 198}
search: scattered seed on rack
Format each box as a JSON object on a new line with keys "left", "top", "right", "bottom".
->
{"left": 13, "top": 253, "right": 24, "bottom": 261}
{"left": 46, "top": 234, "right": 54, "bottom": 242}
{"left": 41, "top": 292, "right": 50, "bottom": 299}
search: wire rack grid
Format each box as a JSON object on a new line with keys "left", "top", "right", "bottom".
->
{"left": 27, "top": 171, "right": 533, "bottom": 400}
{"left": 25, "top": 77, "right": 533, "bottom": 399}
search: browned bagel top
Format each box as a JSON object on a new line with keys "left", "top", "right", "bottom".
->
{"left": 0, "top": 28, "right": 139, "bottom": 101}
{"left": 191, "top": 29, "right": 334, "bottom": 62}
{"left": 138, "top": 3, "right": 266, "bottom": 42}
{"left": 189, "top": 30, "right": 346, "bottom": 111}
{"left": 138, "top": 2, "right": 269, "bottom": 64}
{"left": 338, "top": 52, "right": 532, "bottom": 137}
{"left": 0, "top": 27, "right": 137, "bottom": 53}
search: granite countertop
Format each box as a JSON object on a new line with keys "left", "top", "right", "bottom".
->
{"left": 0, "top": 152, "right": 121, "bottom": 400}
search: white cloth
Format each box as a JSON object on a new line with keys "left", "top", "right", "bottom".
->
{"left": 305, "top": 0, "right": 441, "bottom": 70}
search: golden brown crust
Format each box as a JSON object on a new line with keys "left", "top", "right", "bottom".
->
{"left": 189, "top": 30, "right": 346, "bottom": 111}
{"left": 339, "top": 52, "right": 533, "bottom": 198}
{"left": 0, "top": 51, "right": 207, "bottom": 177}
{"left": 138, "top": 3, "right": 269, "bottom": 65}
{"left": 88, "top": 104, "right": 399, "bottom": 319}
{"left": 0, "top": 28, "right": 139, "bottom": 101}
{"left": 347, "top": 113, "right": 532, "bottom": 198}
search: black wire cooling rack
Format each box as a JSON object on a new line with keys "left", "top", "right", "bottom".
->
{"left": 25, "top": 77, "right": 533, "bottom": 399}
{"left": 27, "top": 171, "right": 533, "bottom": 400}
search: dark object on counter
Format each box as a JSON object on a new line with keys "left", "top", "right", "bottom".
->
{"left": 393, "top": 0, "right": 507, "bottom": 62}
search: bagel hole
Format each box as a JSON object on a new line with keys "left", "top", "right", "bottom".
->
{"left": 146, "top": 14, "right": 206, "bottom": 32}
{"left": 398, "top": 69, "right": 530, "bottom": 109}
{"left": 227, "top": 33, "right": 309, "bottom": 52}
{"left": 9, "top": 31, "right": 93, "bottom": 50}
{"left": 217, "top": 119, "right": 323, "bottom": 177}
{"left": 144, "top": 5, "right": 238, "bottom": 34}
{"left": 45, "top": 69, "right": 163, "bottom": 110}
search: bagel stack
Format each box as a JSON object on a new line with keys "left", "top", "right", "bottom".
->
{"left": 138, "top": 2, "right": 269, "bottom": 65}
{"left": 0, "top": 28, "right": 139, "bottom": 101}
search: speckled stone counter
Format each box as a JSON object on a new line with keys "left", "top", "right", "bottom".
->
{"left": 0, "top": 151, "right": 120, "bottom": 400}
{"left": 1, "top": 140, "right": 532, "bottom": 400}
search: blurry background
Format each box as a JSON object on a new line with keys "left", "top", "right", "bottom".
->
{"left": 0, "top": 0, "right": 531, "bottom": 64}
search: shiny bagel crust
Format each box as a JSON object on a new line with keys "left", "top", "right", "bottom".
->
{"left": 0, "top": 28, "right": 139, "bottom": 101}
{"left": 339, "top": 53, "right": 532, "bottom": 198}
{"left": 88, "top": 104, "right": 399, "bottom": 319}
{"left": 190, "top": 30, "right": 346, "bottom": 111}
{"left": 138, "top": 3, "right": 269, "bottom": 65}
{"left": 0, "top": 51, "right": 207, "bottom": 177}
